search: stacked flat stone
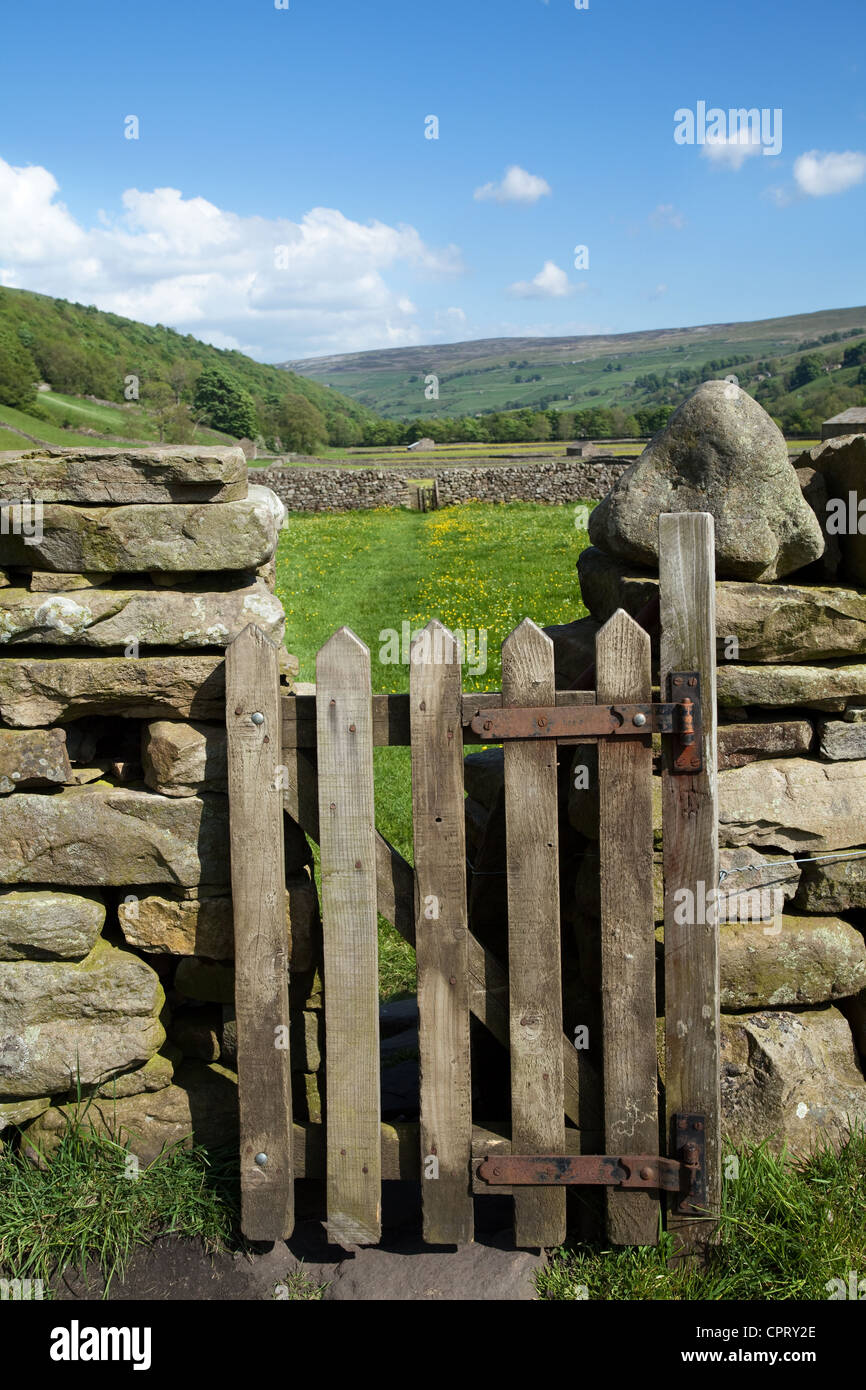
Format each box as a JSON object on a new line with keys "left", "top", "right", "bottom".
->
{"left": 463, "top": 386, "right": 866, "bottom": 1156}
{"left": 0, "top": 447, "right": 323, "bottom": 1160}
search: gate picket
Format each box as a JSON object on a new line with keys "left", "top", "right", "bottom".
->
{"left": 226, "top": 625, "right": 294, "bottom": 1241}
{"left": 410, "top": 621, "right": 473, "bottom": 1245}
{"left": 659, "top": 513, "right": 721, "bottom": 1255}
{"left": 316, "top": 627, "right": 382, "bottom": 1246}
{"left": 596, "top": 609, "right": 659, "bottom": 1246}
{"left": 502, "top": 619, "right": 566, "bottom": 1249}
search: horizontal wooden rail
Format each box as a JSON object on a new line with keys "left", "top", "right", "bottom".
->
{"left": 282, "top": 688, "right": 595, "bottom": 749}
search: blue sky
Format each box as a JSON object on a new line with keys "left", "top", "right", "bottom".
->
{"left": 0, "top": 0, "right": 863, "bottom": 361}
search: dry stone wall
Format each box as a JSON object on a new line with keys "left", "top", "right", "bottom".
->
{"left": 255, "top": 458, "right": 630, "bottom": 512}
{"left": 0, "top": 446, "right": 324, "bottom": 1159}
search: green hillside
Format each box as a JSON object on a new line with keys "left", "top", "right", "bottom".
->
{"left": 280, "top": 305, "right": 866, "bottom": 436}
{"left": 0, "top": 286, "right": 377, "bottom": 452}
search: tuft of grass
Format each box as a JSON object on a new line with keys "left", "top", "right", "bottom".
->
{"left": 536, "top": 1130, "right": 866, "bottom": 1301}
{"left": 0, "top": 1105, "right": 239, "bottom": 1298}
{"left": 273, "top": 1266, "right": 329, "bottom": 1300}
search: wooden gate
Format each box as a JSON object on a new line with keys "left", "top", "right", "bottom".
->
{"left": 225, "top": 512, "right": 720, "bottom": 1254}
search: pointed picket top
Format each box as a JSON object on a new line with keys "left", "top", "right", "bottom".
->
{"left": 227, "top": 621, "right": 281, "bottom": 658}
{"left": 410, "top": 617, "right": 458, "bottom": 669}
{"left": 316, "top": 625, "right": 371, "bottom": 669}
{"left": 595, "top": 608, "right": 651, "bottom": 702}
{"left": 502, "top": 617, "right": 554, "bottom": 689}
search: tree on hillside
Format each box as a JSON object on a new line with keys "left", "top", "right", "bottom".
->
{"left": 193, "top": 366, "right": 258, "bottom": 438}
{"left": 168, "top": 358, "right": 201, "bottom": 404}
{"left": 277, "top": 393, "right": 327, "bottom": 454}
{"left": 0, "top": 326, "right": 38, "bottom": 410}
{"left": 327, "top": 411, "right": 363, "bottom": 447}
{"left": 786, "top": 353, "right": 826, "bottom": 391}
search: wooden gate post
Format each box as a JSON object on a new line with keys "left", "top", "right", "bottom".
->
{"left": 226, "top": 624, "right": 294, "bottom": 1241}
{"left": 659, "top": 512, "right": 721, "bottom": 1256}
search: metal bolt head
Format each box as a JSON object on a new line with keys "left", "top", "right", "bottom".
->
{"left": 639, "top": 1166, "right": 653, "bottom": 1181}
{"left": 251, "top": 711, "right": 265, "bottom": 726}
{"left": 632, "top": 712, "right": 647, "bottom": 727}
{"left": 254, "top": 1152, "right": 268, "bottom": 1166}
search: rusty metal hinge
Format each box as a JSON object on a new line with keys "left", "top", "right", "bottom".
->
{"left": 468, "top": 672, "right": 702, "bottom": 774}
{"left": 477, "top": 1112, "right": 706, "bottom": 1215}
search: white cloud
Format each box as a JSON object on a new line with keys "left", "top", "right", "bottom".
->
{"left": 474, "top": 165, "right": 551, "bottom": 204}
{"left": 0, "top": 155, "right": 463, "bottom": 358}
{"left": 648, "top": 283, "right": 668, "bottom": 300}
{"left": 701, "top": 130, "right": 762, "bottom": 170}
{"left": 793, "top": 149, "right": 866, "bottom": 196}
{"left": 507, "top": 260, "right": 575, "bottom": 299}
{"left": 648, "top": 203, "right": 684, "bottom": 229}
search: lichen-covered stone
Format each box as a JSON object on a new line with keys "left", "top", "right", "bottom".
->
{"left": 0, "top": 938, "right": 165, "bottom": 1097}
{"left": 0, "top": 785, "right": 231, "bottom": 887}
{"left": 94, "top": 1048, "right": 179, "bottom": 1098}
{"left": 0, "top": 727, "right": 72, "bottom": 792}
{"left": 120, "top": 891, "right": 235, "bottom": 956}
{"left": 718, "top": 719, "right": 813, "bottom": 770}
{"left": 719, "top": 914, "right": 866, "bottom": 1010}
{"left": 142, "top": 721, "right": 227, "bottom": 796}
{"left": 720, "top": 1007, "right": 866, "bottom": 1155}
{"left": 0, "top": 496, "right": 277, "bottom": 572}
{"left": 29, "top": 572, "right": 111, "bottom": 591}
{"left": 578, "top": 546, "right": 866, "bottom": 662}
{"left": 717, "top": 663, "right": 866, "bottom": 712}
{"left": 0, "top": 888, "right": 105, "bottom": 960}
{"left": 588, "top": 381, "right": 824, "bottom": 581}
{"left": 794, "top": 850, "right": 866, "bottom": 913}
{"left": 817, "top": 719, "right": 866, "bottom": 761}
{"left": 0, "top": 582, "right": 284, "bottom": 649}
{"left": 20, "top": 1061, "right": 239, "bottom": 1164}
{"left": 0, "top": 653, "right": 225, "bottom": 726}
{"left": 118, "top": 866, "right": 315, "bottom": 960}
{"left": 718, "top": 757, "right": 866, "bottom": 851}
{"left": 0, "top": 446, "right": 247, "bottom": 504}
{"left": 0, "top": 1095, "right": 51, "bottom": 1133}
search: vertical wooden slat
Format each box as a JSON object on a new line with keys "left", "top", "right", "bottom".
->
{"left": 502, "top": 619, "right": 566, "bottom": 1249}
{"left": 410, "top": 620, "right": 473, "bottom": 1245}
{"left": 226, "top": 624, "right": 293, "bottom": 1241}
{"left": 316, "top": 627, "right": 381, "bottom": 1246}
{"left": 596, "top": 609, "right": 659, "bottom": 1245}
{"left": 659, "top": 513, "right": 721, "bottom": 1255}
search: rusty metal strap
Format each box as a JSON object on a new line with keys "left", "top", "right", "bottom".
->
{"left": 467, "top": 672, "right": 702, "bottom": 773}
{"left": 477, "top": 1154, "right": 684, "bottom": 1191}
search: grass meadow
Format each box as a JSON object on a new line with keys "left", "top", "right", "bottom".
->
{"left": 275, "top": 500, "right": 590, "bottom": 997}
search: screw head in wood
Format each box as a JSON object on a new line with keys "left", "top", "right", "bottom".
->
{"left": 254, "top": 1152, "right": 268, "bottom": 1166}
{"left": 251, "top": 712, "right": 265, "bottom": 725}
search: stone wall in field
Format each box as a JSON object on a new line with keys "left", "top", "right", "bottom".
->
{"left": 463, "top": 393, "right": 866, "bottom": 1156}
{"left": 255, "top": 457, "right": 631, "bottom": 512}
{"left": 0, "top": 447, "right": 324, "bottom": 1160}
